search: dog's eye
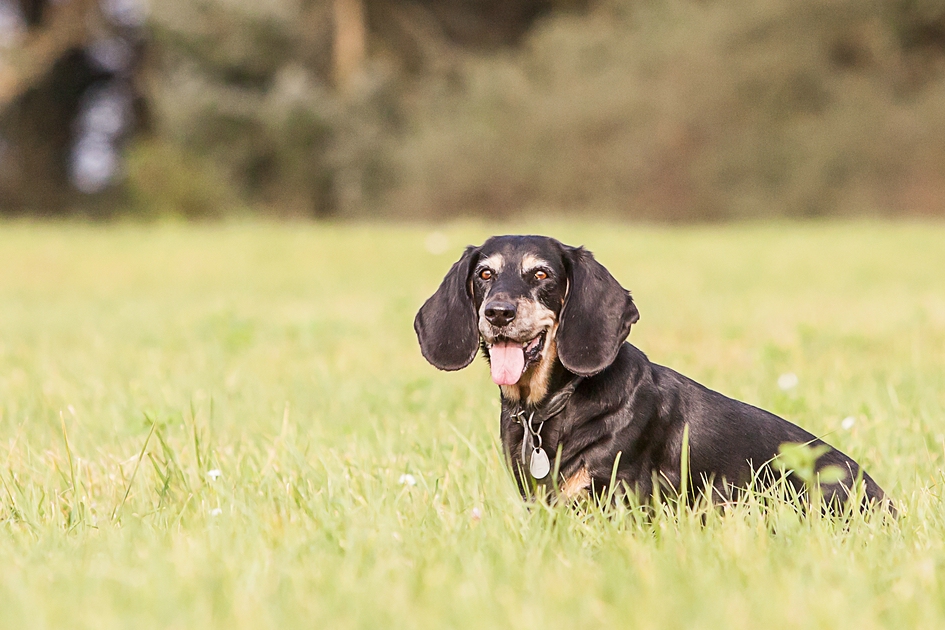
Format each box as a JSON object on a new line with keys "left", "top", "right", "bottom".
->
{"left": 534, "top": 270, "right": 548, "bottom": 281}
{"left": 479, "top": 269, "right": 493, "bottom": 281}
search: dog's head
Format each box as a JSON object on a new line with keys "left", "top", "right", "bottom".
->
{"left": 415, "top": 235, "right": 639, "bottom": 399}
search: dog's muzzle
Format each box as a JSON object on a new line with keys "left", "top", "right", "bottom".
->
{"left": 488, "top": 331, "right": 546, "bottom": 386}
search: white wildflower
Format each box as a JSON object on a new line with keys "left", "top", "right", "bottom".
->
{"left": 210, "top": 508, "right": 222, "bottom": 516}
{"left": 841, "top": 416, "right": 856, "bottom": 430}
{"left": 398, "top": 473, "right": 417, "bottom": 486}
{"left": 777, "top": 373, "right": 799, "bottom": 391}
{"left": 207, "top": 469, "right": 222, "bottom": 480}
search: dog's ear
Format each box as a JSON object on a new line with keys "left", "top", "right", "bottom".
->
{"left": 414, "top": 245, "right": 482, "bottom": 371}
{"left": 557, "top": 246, "right": 639, "bottom": 377}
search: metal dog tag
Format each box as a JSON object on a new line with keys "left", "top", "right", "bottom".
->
{"left": 530, "top": 448, "right": 550, "bottom": 479}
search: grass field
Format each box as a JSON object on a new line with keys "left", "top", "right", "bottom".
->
{"left": 1, "top": 220, "right": 944, "bottom": 629}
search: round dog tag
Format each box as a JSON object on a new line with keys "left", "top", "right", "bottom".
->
{"left": 530, "top": 448, "right": 551, "bottom": 479}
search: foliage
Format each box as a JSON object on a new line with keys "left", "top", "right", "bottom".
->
{"left": 5, "top": 0, "right": 945, "bottom": 218}
{"left": 123, "top": 139, "right": 239, "bottom": 219}
{"left": 145, "top": 0, "right": 342, "bottom": 216}
{"left": 381, "top": 0, "right": 945, "bottom": 219}
{"left": 134, "top": 0, "right": 945, "bottom": 220}
{"left": 1, "top": 220, "right": 944, "bottom": 627}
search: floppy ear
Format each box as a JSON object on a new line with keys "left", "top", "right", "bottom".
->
{"left": 557, "top": 246, "right": 640, "bottom": 377}
{"left": 414, "top": 246, "right": 482, "bottom": 371}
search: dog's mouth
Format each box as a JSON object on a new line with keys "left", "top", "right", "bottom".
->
{"left": 488, "top": 331, "right": 546, "bottom": 386}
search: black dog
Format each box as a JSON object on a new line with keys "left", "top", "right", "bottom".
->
{"left": 415, "top": 235, "right": 891, "bottom": 508}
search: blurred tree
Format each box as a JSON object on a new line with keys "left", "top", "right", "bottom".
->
{"left": 142, "top": 0, "right": 567, "bottom": 217}
{"left": 0, "top": 0, "right": 144, "bottom": 213}
{"left": 333, "top": 0, "right": 366, "bottom": 90}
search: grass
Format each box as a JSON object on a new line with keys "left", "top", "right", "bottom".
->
{"left": 0, "top": 219, "right": 944, "bottom": 628}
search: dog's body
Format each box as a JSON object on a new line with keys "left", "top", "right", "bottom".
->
{"left": 415, "top": 235, "right": 890, "bottom": 507}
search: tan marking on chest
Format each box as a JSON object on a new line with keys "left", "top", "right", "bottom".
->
{"left": 500, "top": 384, "right": 521, "bottom": 402}
{"left": 561, "top": 467, "right": 591, "bottom": 500}
{"left": 523, "top": 331, "right": 557, "bottom": 405}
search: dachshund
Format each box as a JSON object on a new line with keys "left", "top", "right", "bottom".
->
{"left": 415, "top": 235, "right": 891, "bottom": 509}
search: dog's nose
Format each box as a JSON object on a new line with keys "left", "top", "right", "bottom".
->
{"left": 484, "top": 301, "right": 517, "bottom": 327}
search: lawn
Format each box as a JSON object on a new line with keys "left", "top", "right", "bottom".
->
{"left": 0, "top": 219, "right": 944, "bottom": 629}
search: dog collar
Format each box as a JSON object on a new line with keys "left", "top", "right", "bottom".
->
{"left": 510, "top": 377, "right": 583, "bottom": 479}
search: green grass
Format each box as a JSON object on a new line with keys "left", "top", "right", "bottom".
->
{"left": 1, "top": 219, "right": 944, "bottom": 629}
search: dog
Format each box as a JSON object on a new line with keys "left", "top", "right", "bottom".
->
{"left": 415, "top": 235, "right": 892, "bottom": 509}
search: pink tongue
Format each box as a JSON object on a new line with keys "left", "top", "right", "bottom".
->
{"left": 490, "top": 341, "right": 525, "bottom": 386}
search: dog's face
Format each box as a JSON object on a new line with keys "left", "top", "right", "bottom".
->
{"left": 472, "top": 237, "right": 569, "bottom": 391}
{"left": 415, "top": 235, "right": 639, "bottom": 404}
